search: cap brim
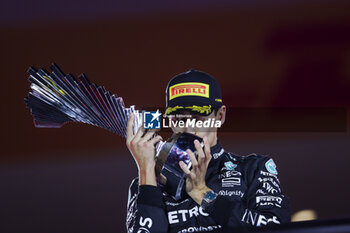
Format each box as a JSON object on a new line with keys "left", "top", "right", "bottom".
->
{"left": 165, "top": 103, "right": 220, "bottom": 116}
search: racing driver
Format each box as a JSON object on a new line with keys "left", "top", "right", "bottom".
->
{"left": 125, "top": 69, "right": 291, "bottom": 232}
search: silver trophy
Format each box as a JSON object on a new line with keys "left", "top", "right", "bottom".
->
{"left": 25, "top": 63, "right": 200, "bottom": 200}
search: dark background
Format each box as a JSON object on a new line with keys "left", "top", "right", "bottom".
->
{"left": 1, "top": 0, "right": 350, "bottom": 232}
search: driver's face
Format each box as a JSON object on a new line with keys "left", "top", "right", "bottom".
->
{"left": 168, "top": 105, "right": 226, "bottom": 147}
{"left": 169, "top": 110, "right": 217, "bottom": 139}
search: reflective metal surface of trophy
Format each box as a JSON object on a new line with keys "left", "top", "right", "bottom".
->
{"left": 155, "top": 132, "right": 203, "bottom": 200}
{"left": 24, "top": 63, "right": 200, "bottom": 200}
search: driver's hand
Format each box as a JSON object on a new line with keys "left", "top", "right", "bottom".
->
{"left": 179, "top": 136, "right": 212, "bottom": 204}
{"left": 126, "top": 113, "right": 162, "bottom": 186}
